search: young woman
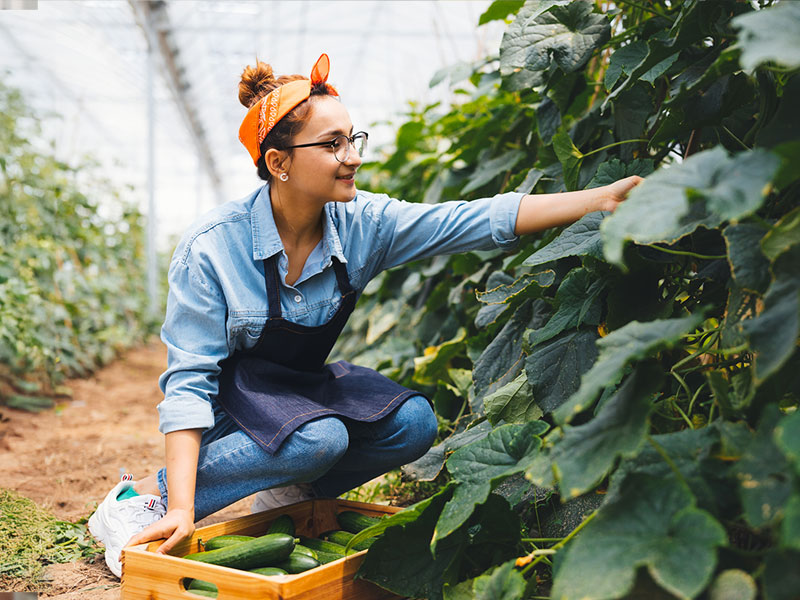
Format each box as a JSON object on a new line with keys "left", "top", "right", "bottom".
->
{"left": 88, "top": 54, "right": 642, "bottom": 577}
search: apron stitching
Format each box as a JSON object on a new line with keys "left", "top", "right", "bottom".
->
{"left": 265, "top": 408, "right": 336, "bottom": 447}
{"left": 362, "top": 391, "right": 408, "bottom": 420}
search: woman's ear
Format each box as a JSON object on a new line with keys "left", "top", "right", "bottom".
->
{"left": 264, "top": 148, "right": 290, "bottom": 179}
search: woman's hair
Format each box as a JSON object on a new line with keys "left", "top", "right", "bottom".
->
{"left": 238, "top": 60, "right": 336, "bottom": 182}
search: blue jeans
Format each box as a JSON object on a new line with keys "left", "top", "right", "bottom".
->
{"left": 156, "top": 395, "right": 437, "bottom": 520}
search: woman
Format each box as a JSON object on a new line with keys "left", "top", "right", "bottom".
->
{"left": 88, "top": 54, "right": 641, "bottom": 577}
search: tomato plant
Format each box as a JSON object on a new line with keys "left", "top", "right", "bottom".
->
{"left": 0, "top": 81, "right": 156, "bottom": 411}
{"left": 333, "top": 1, "right": 800, "bottom": 598}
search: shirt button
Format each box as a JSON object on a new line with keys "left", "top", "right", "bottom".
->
{"left": 294, "top": 295, "right": 302, "bottom": 303}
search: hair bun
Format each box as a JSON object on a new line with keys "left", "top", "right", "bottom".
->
{"left": 239, "top": 61, "right": 277, "bottom": 108}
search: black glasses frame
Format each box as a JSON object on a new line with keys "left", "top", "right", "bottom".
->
{"left": 285, "top": 131, "right": 368, "bottom": 163}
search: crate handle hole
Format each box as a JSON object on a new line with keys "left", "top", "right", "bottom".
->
{"left": 181, "top": 576, "right": 219, "bottom": 597}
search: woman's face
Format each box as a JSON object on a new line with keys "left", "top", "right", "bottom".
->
{"left": 283, "top": 96, "right": 362, "bottom": 204}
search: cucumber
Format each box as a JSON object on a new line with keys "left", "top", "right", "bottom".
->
{"left": 293, "top": 544, "right": 318, "bottom": 559}
{"left": 183, "top": 533, "right": 294, "bottom": 570}
{"left": 322, "top": 529, "right": 376, "bottom": 551}
{"left": 336, "top": 510, "right": 382, "bottom": 533}
{"left": 202, "top": 534, "right": 255, "bottom": 551}
{"left": 298, "top": 536, "right": 352, "bottom": 556}
{"left": 187, "top": 579, "right": 218, "bottom": 593}
{"left": 267, "top": 514, "right": 295, "bottom": 536}
{"left": 274, "top": 551, "right": 321, "bottom": 574}
{"left": 250, "top": 566, "right": 288, "bottom": 576}
{"left": 315, "top": 550, "right": 345, "bottom": 564}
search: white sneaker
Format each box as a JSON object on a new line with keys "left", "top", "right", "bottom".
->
{"left": 251, "top": 483, "right": 315, "bottom": 513}
{"left": 88, "top": 475, "right": 166, "bottom": 577}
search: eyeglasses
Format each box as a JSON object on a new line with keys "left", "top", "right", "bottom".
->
{"left": 286, "top": 131, "right": 368, "bottom": 163}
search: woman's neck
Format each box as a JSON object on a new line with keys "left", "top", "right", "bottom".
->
{"left": 269, "top": 184, "right": 324, "bottom": 252}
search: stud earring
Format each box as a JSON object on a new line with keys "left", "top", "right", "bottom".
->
{"left": 279, "top": 172, "right": 289, "bottom": 182}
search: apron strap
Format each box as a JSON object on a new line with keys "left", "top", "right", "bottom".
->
{"left": 331, "top": 257, "right": 354, "bottom": 295}
{"left": 264, "top": 255, "right": 283, "bottom": 319}
{"left": 263, "top": 254, "right": 353, "bottom": 320}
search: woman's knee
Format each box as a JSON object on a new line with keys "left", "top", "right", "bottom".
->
{"left": 286, "top": 416, "right": 350, "bottom": 470}
{"left": 394, "top": 395, "right": 438, "bottom": 458}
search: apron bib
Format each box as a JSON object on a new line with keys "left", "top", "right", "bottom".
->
{"left": 217, "top": 254, "right": 420, "bottom": 454}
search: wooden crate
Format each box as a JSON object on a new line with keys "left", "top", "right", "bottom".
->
{"left": 121, "top": 498, "right": 403, "bottom": 600}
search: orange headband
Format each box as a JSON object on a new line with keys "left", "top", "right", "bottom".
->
{"left": 238, "top": 53, "right": 338, "bottom": 166}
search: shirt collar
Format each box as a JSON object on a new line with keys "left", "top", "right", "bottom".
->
{"left": 250, "top": 183, "right": 347, "bottom": 266}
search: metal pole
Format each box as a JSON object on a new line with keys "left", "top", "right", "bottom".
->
{"left": 146, "top": 38, "right": 158, "bottom": 317}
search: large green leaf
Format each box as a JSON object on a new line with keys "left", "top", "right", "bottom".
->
{"left": 552, "top": 130, "right": 583, "bottom": 191}
{"left": 553, "top": 313, "right": 704, "bottom": 423}
{"left": 434, "top": 422, "right": 545, "bottom": 549}
{"left": 525, "top": 328, "right": 599, "bottom": 414}
{"left": 523, "top": 210, "right": 608, "bottom": 267}
{"left": 499, "top": 0, "right": 609, "bottom": 91}
{"left": 550, "top": 363, "right": 661, "bottom": 498}
{"left": 743, "top": 246, "right": 800, "bottom": 382}
{"left": 461, "top": 149, "right": 526, "bottom": 195}
{"left": 723, "top": 224, "right": 771, "bottom": 294}
{"left": 782, "top": 494, "right": 800, "bottom": 551}
{"left": 356, "top": 486, "right": 464, "bottom": 600}
{"left": 529, "top": 267, "right": 605, "bottom": 346}
{"left": 478, "top": 0, "right": 526, "bottom": 26}
{"left": 733, "top": 406, "right": 794, "bottom": 528}
{"left": 551, "top": 474, "right": 727, "bottom": 600}
{"left": 403, "top": 421, "right": 494, "bottom": 482}
{"left": 733, "top": 2, "right": 800, "bottom": 72}
{"left": 763, "top": 549, "right": 800, "bottom": 600}
{"left": 474, "top": 300, "right": 542, "bottom": 405}
{"left": 484, "top": 372, "right": 543, "bottom": 426}
{"left": 606, "top": 425, "right": 736, "bottom": 517}
{"left": 476, "top": 271, "right": 555, "bottom": 304}
{"left": 601, "top": 147, "right": 779, "bottom": 266}
{"left": 413, "top": 328, "right": 467, "bottom": 386}
{"left": 775, "top": 409, "right": 800, "bottom": 477}
{"left": 473, "top": 559, "right": 527, "bottom": 600}
{"left": 761, "top": 205, "right": 800, "bottom": 261}
{"left": 587, "top": 157, "right": 654, "bottom": 189}
{"left": 604, "top": 40, "right": 648, "bottom": 90}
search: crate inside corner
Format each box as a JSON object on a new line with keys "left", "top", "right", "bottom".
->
{"left": 121, "top": 498, "right": 403, "bottom": 600}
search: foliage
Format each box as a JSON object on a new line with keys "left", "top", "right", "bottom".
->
{"left": 0, "top": 80, "right": 156, "bottom": 410}
{"left": 334, "top": 0, "right": 800, "bottom": 598}
{"left": 0, "top": 488, "right": 102, "bottom": 585}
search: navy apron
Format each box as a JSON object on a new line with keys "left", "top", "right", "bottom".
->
{"left": 216, "top": 253, "right": 421, "bottom": 454}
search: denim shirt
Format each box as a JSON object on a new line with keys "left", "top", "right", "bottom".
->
{"left": 157, "top": 184, "right": 524, "bottom": 435}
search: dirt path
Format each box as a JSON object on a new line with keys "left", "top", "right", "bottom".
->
{"left": 0, "top": 338, "right": 253, "bottom": 599}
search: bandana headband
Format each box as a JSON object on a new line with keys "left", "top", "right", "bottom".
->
{"left": 239, "top": 53, "right": 338, "bottom": 166}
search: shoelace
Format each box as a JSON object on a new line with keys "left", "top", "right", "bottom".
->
{"left": 119, "top": 499, "right": 166, "bottom": 525}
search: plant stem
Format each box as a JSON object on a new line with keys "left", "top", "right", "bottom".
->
{"left": 583, "top": 138, "right": 650, "bottom": 158}
{"left": 647, "top": 434, "right": 690, "bottom": 491}
{"left": 720, "top": 125, "right": 751, "bottom": 151}
{"left": 615, "top": 0, "right": 673, "bottom": 20}
{"left": 646, "top": 245, "right": 727, "bottom": 260}
{"left": 521, "top": 537, "right": 563, "bottom": 543}
{"left": 520, "top": 509, "right": 598, "bottom": 576}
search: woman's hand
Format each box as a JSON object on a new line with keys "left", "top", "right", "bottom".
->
{"left": 126, "top": 507, "right": 195, "bottom": 555}
{"left": 599, "top": 175, "right": 644, "bottom": 212}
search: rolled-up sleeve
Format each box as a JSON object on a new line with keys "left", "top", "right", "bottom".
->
{"left": 156, "top": 244, "right": 229, "bottom": 434}
{"left": 370, "top": 191, "right": 523, "bottom": 272}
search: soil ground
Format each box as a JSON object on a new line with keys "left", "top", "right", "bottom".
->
{"left": 0, "top": 339, "right": 254, "bottom": 599}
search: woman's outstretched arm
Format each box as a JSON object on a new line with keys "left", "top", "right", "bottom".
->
{"left": 515, "top": 175, "right": 643, "bottom": 235}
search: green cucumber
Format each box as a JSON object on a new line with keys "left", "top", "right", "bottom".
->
{"left": 183, "top": 533, "right": 294, "bottom": 570}
{"left": 267, "top": 514, "right": 295, "bottom": 536}
{"left": 336, "top": 510, "right": 382, "bottom": 533}
{"left": 274, "top": 551, "right": 321, "bottom": 574}
{"left": 187, "top": 579, "right": 218, "bottom": 593}
{"left": 202, "top": 534, "right": 254, "bottom": 551}
{"left": 250, "top": 566, "right": 288, "bottom": 576}
{"left": 315, "top": 550, "right": 345, "bottom": 564}
{"left": 298, "top": 536, "right": 352, "bottom": 556}
{"left": 293, "top": 544, "right": 318, "bottom": 559}
{"left": 322, "top": 529, "right": 376, "bottom": 551}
